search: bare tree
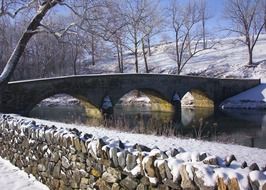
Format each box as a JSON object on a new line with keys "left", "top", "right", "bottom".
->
{"left": 168, "top": 0, "right": 210, "bottom": 75}
{"left": 140, "top": 0, "right": 162, "bottom": 73}
{"left": 121, "top": 0, "right": 145, "bottom": 73}
{"left": 199, "top": 0, "right": 210, "bottom": 49}
{"left": 262, "top": 0, "right": 266, "bottom": 31}
{"left": 225, "top": 0, "right": 265, "bottom": 65}
{"left": 0, "top": 0, "right": 61, "bottom": 86}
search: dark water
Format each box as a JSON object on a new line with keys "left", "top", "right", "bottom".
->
{"left": 29, "top": 105, "right": 266, "bottom": 149}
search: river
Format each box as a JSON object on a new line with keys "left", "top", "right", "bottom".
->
{"left": 29, "top": 105, "right": 266, "bottom": 149}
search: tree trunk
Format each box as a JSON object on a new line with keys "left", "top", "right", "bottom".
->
{"left": 147, "top": 34, "right": 151, "bottom": 56}
{"left": 142, "top": 38, "right": 149, "bottom": 73}
{"left": 202, "top": 17, "right": 206, "bottom": 49}
{"left": 134, "top": 33, "right": 139, "bottom": 73}
{"left": 0, "top": 1, "right": 59, "bottom": 86}
{"left": 119, "top": 42, "right": 124, "bottom": 73}
{"left": 116, "top": 43, "right": 122, "bottom": 73}
{"left": 91, "top": 34, "right": 96, "bottom": 66}
{"left": 175, "top": 30, "right": 181, "bottom": 75}
{"left": 187, "top": 32, "right": 192, "bottom": 57}
{"left": 73, "top": 47, "right": 78, "bottom": 75}
{"left": 248, "top": 48, "right": 253, "bottom": 65}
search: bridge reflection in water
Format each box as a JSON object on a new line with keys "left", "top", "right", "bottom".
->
{"left": 29, "top": 92, "right": 266, "bottom": 149}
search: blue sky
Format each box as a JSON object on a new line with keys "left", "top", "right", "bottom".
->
{"left": 161, "top": 0, "right": 227, "bottom": 28}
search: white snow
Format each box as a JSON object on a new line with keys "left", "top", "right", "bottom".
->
{"left": 221, "top": 83, "right": 266, "bottom": 109}
{"left": 82, "top": 34, "right": 266, "bottom": 80}
{"left": 0, "top": 157, "right": 49, "bottom": 190}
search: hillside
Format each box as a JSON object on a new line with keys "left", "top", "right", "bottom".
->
{"left": 82, "top": 35, "right": 266, "bottom": 80}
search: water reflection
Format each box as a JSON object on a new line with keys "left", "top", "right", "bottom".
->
{"left": 29, "top": 104, "right": 266, "bottom": 149}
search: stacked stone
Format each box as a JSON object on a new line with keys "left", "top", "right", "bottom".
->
{"left": 0, "top": 115, "right": 265, "bottom": 190}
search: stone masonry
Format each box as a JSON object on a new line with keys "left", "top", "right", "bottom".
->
{"left": 0, "top": 115, "right": 265, "bottom": 190}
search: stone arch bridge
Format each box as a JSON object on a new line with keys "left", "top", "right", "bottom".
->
{"left": 0, "top": 74, "right": 260, "bottom": 115}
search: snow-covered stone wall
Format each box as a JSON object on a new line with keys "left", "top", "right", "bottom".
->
{"left": 0, "top": 115, "right": 265, "bottom": 190}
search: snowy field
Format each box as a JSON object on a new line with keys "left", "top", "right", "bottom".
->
{"left": 0, "top": 157, "right": 49, "bottom": 190}
{"left": 82, "top": 34, "right": 266, "bottom": 80}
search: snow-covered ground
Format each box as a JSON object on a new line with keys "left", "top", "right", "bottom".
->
{"left": 38, "top": 94, "right": 80, "bottom": 107}
{"left": 0, "top": 157, "right": 49, "bottom": 190}
{"left": 221, "top": 83, "right": 266, "bottom": 109}
{"left": 82, "top": 35, "right": 266, "bottom": 80}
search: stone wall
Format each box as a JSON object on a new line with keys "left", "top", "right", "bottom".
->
{"left": 0, "top": 115, "right": 265, "bottom": 190}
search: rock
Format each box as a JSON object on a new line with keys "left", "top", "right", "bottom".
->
{"left": 80, "top": 140, "right": 87, "bottom": 153}
{"left": 133, "top": 144, "right": 151, "bottom": 152}
{"left": 47, "top": 162, "right": 55, "bottom": 175}
{"left": 120, "top": 176, "right": 138, "bottom": 190}
{"left": 126, "top": 153, "right": 137, "bottom": 171}
{"left": 83, "top": 133, "right": 93, "bottom": 140}
{"left": 118, "top": 151, "right": 127, "bottom": 168}
{"left": 157, "top": 160, "right": 166, "bottom": 180}
{"left": 72, "top": 169, "right": 81, "bottom": 183}
{"left": 163, "top": 179, "right": 181, "bottom": 189}
{"left": 73, "top": 137, "right": 82, "bottom": 152}
{"left": 143, "top": 156, "right": 156, "bottom": 177}
{"left": 62, "top": 156, "right": 71, "bottom": 169}
{"left": 228, "top": 178, "right": 240, "bottom": 190}
{"left": 70, "top": 181, "right": 79, "bottom": 189}
{"left": 102, "top": 167, "right": 121, "bottom": 183}
{"left": 37, "top": 164, "right": 46, "bottom": 172}
{"left": 225, "top": 155, "right": 237, "bottom": 167}
{"left": 164, "top": 161, "right": 173, "bottom": 180}
{"left": 203, "top": 156, "right": 219, "bottom": 166}
{"left": 90, "top": 168, "right": 101, "bottom": 178}
{"left": 136, "top": 183, "right": 147, "bottom": 190}
{"left": 95, "top": 178, "right": 111, "bottom": 190}
{"left": 263, "top": 183, "right": 266, "bottom": 190}
{"left": 249, "top": 163, "right": 260, "bottom": 171}
{"left": 180, "top": 165, "right": 197, "bottom": 190}
{"left": 111, "top": 183, "right": 120, "bottom": 190}
{"left": 170, "top": 148, "right": 179, "bottom": 157}
{"left": 102, "top": 172, "right": 118, "bottom": 183}
{"left": 248, "top": 171, "right": 266, "bottom": 190}
{"left": 241, "top": 161, "right": 248, "bottom": 169}
{"left": 110, "top": 147, "right": 119, "bottom": 167}
{"left": 96, "top": 138, "right": 106, "bottom": 158}
{"left": 70, "top": 128, "right": 81, "bottom": 136}
{"left": 108, "top": 167, "right": 122, "bottom": 180}
{"left": 51, "top": 151, "right": 60, "bottom": 163}
{"left": 217, "top": 177, "right": 227, "bottom": 190}
{"left": 53, "top": 162, "right": 61, "bottom": 179}
{"left": 199, "top": 153, "right": 208, "bottom": 161}
{"left": 118, "top": 140, "right": 125, "bottom": 149}
{"left": 80, "top": 176, "right": 89, "bottom": 184}
{"left": 193, "top": 166, "right": 215, "bottom": 190}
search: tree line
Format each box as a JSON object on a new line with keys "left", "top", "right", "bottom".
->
{"left": 0, "top": 0, "right": 265, "bottom": 84}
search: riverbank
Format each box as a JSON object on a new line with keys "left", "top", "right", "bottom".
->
{"left": 220, "top": 82, "right": 266, "bottom": 110}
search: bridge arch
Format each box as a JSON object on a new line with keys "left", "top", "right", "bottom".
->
{"left": 181, "top": 89, "right": 214, "bottom": 108}
{"left": 111, "top": 88, "right": 176, "bottom": 112}
{"left": 24, "top": 90, "right": 102, "bottom": 117}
